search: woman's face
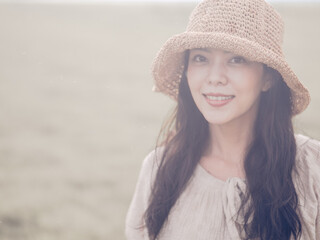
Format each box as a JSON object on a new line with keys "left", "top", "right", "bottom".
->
{"left": 187, "top": 48, "right": 272, "bottom": 127}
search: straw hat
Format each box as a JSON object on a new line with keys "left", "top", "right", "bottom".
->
{"left": 151, "top": 0, "right": 310, "bottom": 115}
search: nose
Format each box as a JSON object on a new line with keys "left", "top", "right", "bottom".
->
{"left": 206, "top": 62, "right": 228, "bottom": 86}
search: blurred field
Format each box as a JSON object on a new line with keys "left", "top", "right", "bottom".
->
{"left": 0, "top": 2, "right": 319, "bottom": 240}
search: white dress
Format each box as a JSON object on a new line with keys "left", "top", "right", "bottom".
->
{"left": 125, "top": 134, "right": 320, "bottom": 240}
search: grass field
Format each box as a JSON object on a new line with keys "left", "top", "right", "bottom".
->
{"left": 0, "top": 2, "right": 319, "bottom": 239}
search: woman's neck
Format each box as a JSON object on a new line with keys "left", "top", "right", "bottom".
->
{"left": 205, "top": 118, "right": 255, "bottom": 166}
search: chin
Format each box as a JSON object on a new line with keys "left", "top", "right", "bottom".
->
{"left": 202, "top": 113, "right": 232, "bottom": 126}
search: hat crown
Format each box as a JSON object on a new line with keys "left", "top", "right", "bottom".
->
{"left": 186, "top": 0, "right": 284, "bottom": 56}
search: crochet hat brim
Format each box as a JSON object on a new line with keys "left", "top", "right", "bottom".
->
{"left": 152, "top": 32, "right": 310, "bottom": 115}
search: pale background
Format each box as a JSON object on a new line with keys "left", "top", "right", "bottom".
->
{"left": 0, "top": 1, "right": 319, "bottom": 239}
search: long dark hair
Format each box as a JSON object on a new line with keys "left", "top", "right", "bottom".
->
{"left": 145, "top": 51, "right": 302, "bottom": 240}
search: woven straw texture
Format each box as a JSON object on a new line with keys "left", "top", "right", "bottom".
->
{"left": 152, "top": 0, "right": 310, "bottom": 115}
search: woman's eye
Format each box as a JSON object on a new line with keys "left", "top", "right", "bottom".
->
{"left": 229, "top": 56, "right": 247, "bottom": 64}
{"left": 191, "top": 55, "right": 207, "bottom": 63}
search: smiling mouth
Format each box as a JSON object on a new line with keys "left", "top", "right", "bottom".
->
{"left": 203, "top": 94, "right": 235, "bottom": 101}
{"left": 203, "top": 94, "right": 235, "bottom": 107}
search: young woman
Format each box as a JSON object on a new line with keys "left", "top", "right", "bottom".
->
{"left": 126, "top": 0, "right": 320, "bottom": 239}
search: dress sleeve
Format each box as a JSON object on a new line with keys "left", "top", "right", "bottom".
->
{"left": 299, "top": 136, "right": 320, "bottom": 239}
{"left": 125, "top": 149, "right": 160, "bottom": 240}
{"left": 307, "top": 139, "right": 320, "bottom": 240}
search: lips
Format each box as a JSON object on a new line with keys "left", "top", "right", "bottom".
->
{"left": 203, "top": 93, "right": 235, "bottom": 107}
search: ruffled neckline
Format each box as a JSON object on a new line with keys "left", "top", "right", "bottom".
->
{"left": 195, "top": 163, "right": 246, "bottom": 186}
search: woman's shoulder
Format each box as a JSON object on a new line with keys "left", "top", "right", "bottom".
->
{"left": 294, "top": 134, "right": 320, "bottom": 187}
{"left": 295, "top": 134, "right": 320, "bottom": 147}
{"left": 139, "top": 146, "right": 165, "bottom": 179}
{"left": 295, "top": 134, "right": 320, "bottom": 161}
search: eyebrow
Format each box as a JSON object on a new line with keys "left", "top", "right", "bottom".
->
{"left": 192, "top": 48, "right": 231, "bottom": 54}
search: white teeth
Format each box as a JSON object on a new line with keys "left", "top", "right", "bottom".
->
{"left": 206, "top": 95, "right": 233, "bottom": 101}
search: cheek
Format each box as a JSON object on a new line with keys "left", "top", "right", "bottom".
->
{"left": 187, "top": 69, "right": 202, "bottom": 92}
{"left": 187, "top": 67, "right": 209, "bottom": 88}
{"left": 230, "top": 70, "right": 264, "bottom": 95}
